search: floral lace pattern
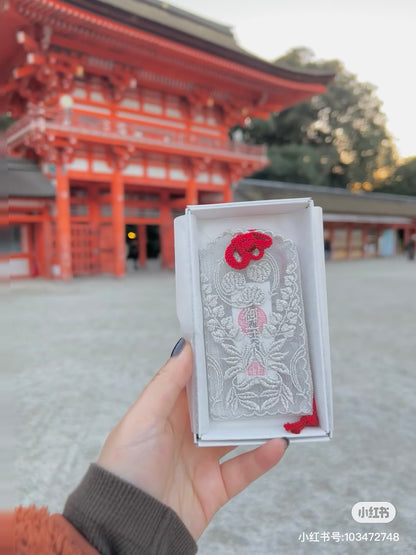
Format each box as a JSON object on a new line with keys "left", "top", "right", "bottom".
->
{"left": 199, "top": 231, "right": 313, "bottom": 420}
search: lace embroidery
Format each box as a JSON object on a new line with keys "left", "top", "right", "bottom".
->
{"left": 199, "top": 230, "right": 313, "bottom": 420}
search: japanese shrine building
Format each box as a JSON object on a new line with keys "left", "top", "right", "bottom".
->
{"left": 1, "top": 0, "right": 333, "bottom": 279}
{"left": 236, "top": 179, "right": 416, "bottom": 260}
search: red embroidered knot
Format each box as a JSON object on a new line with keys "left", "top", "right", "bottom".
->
{"left": 225, "top": 231, "right": 272, "bottom": 270}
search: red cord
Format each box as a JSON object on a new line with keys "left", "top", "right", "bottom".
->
{"left": 284, "top": 398, "right": 319, "bottom": 434}
{"left": 225, "top": 231, "right": 272, "bottom": 270}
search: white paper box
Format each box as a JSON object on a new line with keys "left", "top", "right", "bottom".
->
{"left": 174, "top": 198, "right": 333, "bottom": 446}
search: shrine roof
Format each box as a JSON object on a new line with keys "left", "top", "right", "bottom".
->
{"left": 1, "top": 158, "right": 55, "bottom": 198}
{"left": 66, "top": 0, "right": 334, "bottom": 85}
{"left": 235, "top": 179, "right": 416, "bottom": 219}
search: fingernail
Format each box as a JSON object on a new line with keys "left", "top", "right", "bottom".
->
{"left": 170, "top": 337, "right": 186, "bottom": 357}
{"left": 283, "top": 437, "right": 290, "bottom": 449}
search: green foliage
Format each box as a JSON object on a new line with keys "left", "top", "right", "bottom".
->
{"left": 376, "top": 158, "right": 416, "bottom": 196}
{"left": 0, "top": 114, "right": 14, "bottom": 131}
{"left": 240, "top": 47, "right": 397, "bottom": 188}
{"left": 253, "top": 143, "right": 338, "bottom": 187}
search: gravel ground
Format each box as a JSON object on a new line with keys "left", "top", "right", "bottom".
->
{"left": 4, "top": 257, "right": 416, "bottom": 554}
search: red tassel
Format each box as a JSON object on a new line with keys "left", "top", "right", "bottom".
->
{"left": 284, "top": 398, "right": 319, "bottom": 434}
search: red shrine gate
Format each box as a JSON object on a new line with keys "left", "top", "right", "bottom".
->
{"left": 1, "top": 0, "right": 332, "bottom": 279}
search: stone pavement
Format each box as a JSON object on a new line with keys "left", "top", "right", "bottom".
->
{"left": 5, "top": 257, "right": 416, "bottom": 554}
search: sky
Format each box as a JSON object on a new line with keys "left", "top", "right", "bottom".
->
{"left": 173, "top": 0, "right": 415, "bottom": 159}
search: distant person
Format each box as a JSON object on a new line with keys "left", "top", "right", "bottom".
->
{"left": 127, "top": 240, "right": 139, "bottom": 270}
{"left": 324, "top": 230, "right": 332, "bottom": 261}
{"left": 405, "top": 234, "right": 415, "bottom": 261}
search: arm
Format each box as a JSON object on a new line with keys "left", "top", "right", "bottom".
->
{"left": 13, "top": 340, "right": 287, "bottom": 555}
{"left": 64, "top": 339, "right": 287, "bottom": 552}
{"left": 7, "top": 472, "right": 195, "bottom": 555}
{"left": 63, "top": 465, "right": 197, "bottom": 555}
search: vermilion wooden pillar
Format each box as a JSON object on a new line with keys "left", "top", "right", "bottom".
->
{"left": 187, "top": 162, "right": 198, "bottom": 205}
{"left": 111, "top": 167, "right": 125, "bottom": 278}
{"left": 160, "top": 191, "right": 174, "bottom": 269}
{"left": 55, "top": 160, "right": 72, "bottom": 280}
{"left": 186, "top": 180, "right": 198, "bottom": 206}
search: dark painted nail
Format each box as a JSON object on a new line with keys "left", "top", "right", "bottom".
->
{"left": 283, "top": 437, "right": 290, "bottom": 449}
{"left": 170, "top": 337, "right": 186, "bottom": 357}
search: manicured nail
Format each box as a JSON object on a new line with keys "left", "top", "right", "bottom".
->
{"left": 170, "top": 337, "right": 186, "bottom": 357}
{"left": 283, "top": 437, "right": 290, "bottom": 449}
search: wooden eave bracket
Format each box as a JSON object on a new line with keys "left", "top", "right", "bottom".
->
{"left": 33, "top": 0, "right": 328, "bottom": 98}
{"left": 112, "top": 145, "right": 136, "bottom": 169}
{"left": 27, "top": 53, "right": 46, "bottom": 65}
{"left": 16, "top": 31, "right": 38, "bottom": 52}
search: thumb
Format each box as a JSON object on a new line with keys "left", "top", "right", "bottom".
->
{"left": 136, "top": 339, "right": 193, "bottom": 420}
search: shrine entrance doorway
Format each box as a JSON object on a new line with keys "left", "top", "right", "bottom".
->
{"left": 125, "top": 223, "right": 160, "bottom": 271}
{"left": 71, "top": 223, "right": 100, "bottom": 276}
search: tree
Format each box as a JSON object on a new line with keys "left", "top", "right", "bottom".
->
{"left": 375, "top": 157, "right": 416, "bottom": 196}
{"left": 238, "top": 47, "right": 397, "bottom": 188}
{"left": 0, "top": 114, "right": 13, "bottom": 131}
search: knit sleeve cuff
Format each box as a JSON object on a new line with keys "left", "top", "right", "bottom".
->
{"left": 63, "top": 464, "right": 197, "bottom": 555}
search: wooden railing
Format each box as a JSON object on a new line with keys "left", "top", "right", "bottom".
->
{"left": 7, "top": 111, "right": 267, "bottom": 162}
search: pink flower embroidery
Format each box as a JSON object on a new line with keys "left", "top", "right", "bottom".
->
{"left": 247, "top": 361, "right": 265, "bottom": 376}
{"left": 238, "top": 306, "right": 267, "bottom": 335}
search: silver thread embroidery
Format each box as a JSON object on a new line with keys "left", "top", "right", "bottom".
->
{"left": 199, "top": 231, "right": 313, "bottom": 420}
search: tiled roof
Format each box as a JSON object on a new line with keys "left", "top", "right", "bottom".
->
{"left": 67, "top": 0, "right": 334, "bottom": 85}
{"left": 235, "top": 179, "right": 416, "bottom": 219}
{"left": 1, "top": 158, "right": 55, "bottom": 198}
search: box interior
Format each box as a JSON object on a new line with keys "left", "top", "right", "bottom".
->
{"left": 175, "top": 199, "right": 332, "bottom": 445}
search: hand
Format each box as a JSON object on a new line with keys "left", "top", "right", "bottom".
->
{"left": 98, "top": 339, "right": 287, "bottom": 540}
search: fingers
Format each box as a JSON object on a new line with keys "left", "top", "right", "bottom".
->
{"left": 220, "top": 438, "right": 287, "bottom": 500}
{"left": 134, "top": 339, "right": 193, "bottom": 421}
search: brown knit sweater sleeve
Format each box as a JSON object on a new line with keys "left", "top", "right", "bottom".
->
{"left": 63, "top": 464, "right": 198, "bottom": 555}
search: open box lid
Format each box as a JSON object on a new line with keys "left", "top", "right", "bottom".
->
{"left": 175, "top": 199, "right": 333, "bottom": 445}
